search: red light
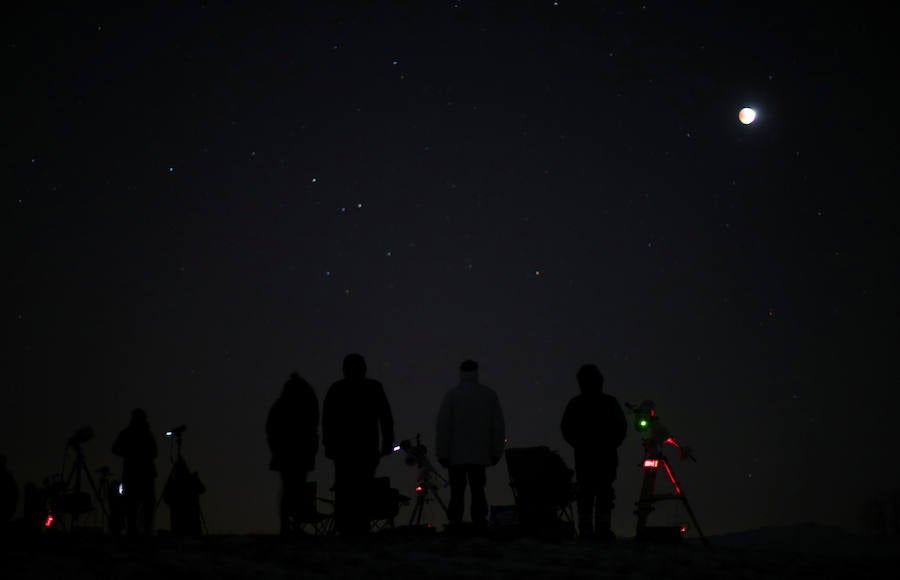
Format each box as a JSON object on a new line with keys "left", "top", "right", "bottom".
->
{"left": 680, "top": 526, "right": 687, "bottom": 534}
{"left": 44, "top": 514, "right": 54, "bottom": 528}
{"left": 415, "top": 485, "right": 424, "bottom": 494}
{"left": 643, "top": 459, "right": 659, "bottom": 468}
{"left": 663, "top": 461, "right": 682, "bottom": 495}
{"left": 664, "top": 437, "right": 681, "bottom": 449}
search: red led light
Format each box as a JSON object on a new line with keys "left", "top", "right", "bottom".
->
{"left": 44, "top": 514, "right": 54, "bottom": 528}
{"left": 680, "top": 526, "right": 687, "bottom": 534}
{"left": 415, "top": 485, "right": 424, "bottom": 494}
{"left": 663, "top": 461, "right": 682, "bottom": 495}
{"left": 643, "top": 459, "right": 659, "bottom": 468}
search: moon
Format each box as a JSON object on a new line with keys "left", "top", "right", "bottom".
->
{"left": 739, "top": 107, "right": 757, "bottom": 125}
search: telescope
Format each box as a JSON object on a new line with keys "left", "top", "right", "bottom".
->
{"left": 165, "top": 425, "right": 187, "bottom": 438}
{"left": 625, "top": 400, "right": 656, "bottom": 433}
{"left": 625, "top": 399, "right": 706, "bottom": 544}
{"left": 68, "top": 426, "right": 94, "bottom": 447}
{"left": 395, "top": 437, "right": 429, "bottom": 467}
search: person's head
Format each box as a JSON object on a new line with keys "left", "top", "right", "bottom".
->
{"left": 342, "top": 353, "right": 367, "bottom": 379}
{"left": 130, "top": 408, "right": 148, "bottom": 426}
{"left": 459, "top": 359, "right": 479, "bottom": 381}
{"left": 576, "top": 364, "right": 604, "bottom": 394}
{"left": 284, "top": 372, "right": 311, "bottom": 395}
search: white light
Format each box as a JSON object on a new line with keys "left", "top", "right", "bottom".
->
{"left": 118, "top": 483, "right": 125, "bottom": 496}
{"left": 739, "top": 107, "right": 757, "bottom": 125}
{"left": 392, "top": 445, "right": 401, "bottom": 453}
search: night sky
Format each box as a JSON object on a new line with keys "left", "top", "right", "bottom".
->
{"left": 8, "top": 1, "right": 898, "bottom": 537}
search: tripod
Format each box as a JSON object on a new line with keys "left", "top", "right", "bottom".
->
{"left": 53, "top": 430, "right": 109, "bottom": 530}
{"left": 159, "top": 427, "right": 208, "bottom": 535}
{"left": 626, "top": 401, "right": 707, "bottom": 544}
{"left": 399, "top": 434, "right": 449, "bottom": 527}
{"left": 634, "top": 447, "right": 707, "bottom": 545}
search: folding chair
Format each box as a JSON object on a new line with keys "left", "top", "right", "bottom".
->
{"left": 505, "top": 446, "right": 576, "bottom": 538}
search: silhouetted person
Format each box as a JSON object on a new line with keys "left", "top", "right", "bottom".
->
{"left": 561, "top": 364, "right": 627, "bottom": 541}
{"left": 322, "top": 353, "right": 394, "bottom": 536}
{"left": 1, "top": 455, "right": 17, "bottom": 529}
{"left": 266, "top": 372, "right": 319, "bottom": 536}
{"left": 112, "top": 408, "right": 158, "bottom": 537}
{"left": 162, "top": 456, "right": 205, "bottom": 536}
{"left": 436, "top": 359, "right": 506, "bottom": 528}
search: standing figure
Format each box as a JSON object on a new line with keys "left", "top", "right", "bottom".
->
{"left": 436, "top": 359, "right": 506, "bottom": 529}
{"left": 266, "top": 372, "right": 319, "bottom": 536}
{"left": 112, "top": 408, "right": 158, "bottom": 537}
{"left": 560, "top": 364, "right": 627, "bottom": 541}
{"left": 322, "top": 354, "right": 394, "bottom": 536}
{"left": 162, "top": 455, "right": 206, "bottom": 536}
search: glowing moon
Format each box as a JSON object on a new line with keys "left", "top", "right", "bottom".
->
{"left": 739, "top": 107, "right": 757, "bottom": 125}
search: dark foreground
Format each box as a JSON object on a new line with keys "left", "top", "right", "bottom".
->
{"left": 4, "top": 528, "right": 897, "bottom": 579}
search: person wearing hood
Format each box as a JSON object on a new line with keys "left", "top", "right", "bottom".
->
{"left": 266, "top": 372, "right": 319, "bottom": 536}
{"left": 436, "top": 359, "right": 506, "bottom": 528}
{"left": 561, "top": 364, "right": 627, "bottom": 541}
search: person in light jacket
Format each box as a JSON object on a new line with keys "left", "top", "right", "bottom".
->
{"left": 436, "top": 359, "right": 506, "bottom": 527}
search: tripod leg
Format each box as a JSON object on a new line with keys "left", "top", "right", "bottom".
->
{"left": 635, "top": 462, "right": 659, "bottom": 536}
{"left": 660, "top": 458, "right": 708, "bottom": 546}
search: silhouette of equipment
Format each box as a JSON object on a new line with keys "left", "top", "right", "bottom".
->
{"left": 396, "top": 434, "right": 448, "bottom": 527}
{"left": 505, "top": 446, "right": 576, "bottom": 538}
{"left": 159, "top": 425, "right": 207, "bottom": 535}
{"left": 626, "top": 401, "right": 707, "bottom": 545}
{"left": 44, "top": 427, "right": 112, "bottom": 531}
{"left": 293, "top": 476, "right": 405, "bottom": 536}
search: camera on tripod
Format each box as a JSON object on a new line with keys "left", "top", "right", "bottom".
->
{"left": 165, "top": 425, "right": 187, "bottom": 438}
{"left": 395, "top": 437, "right": 428, "bottom": 467}
{"left": 68, "top": 426, "right": 94, "bottom": 447}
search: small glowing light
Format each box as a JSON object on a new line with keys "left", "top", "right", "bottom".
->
{"left": 415, "top": 485, "right": 424, "bottom": 494}
{"left": 392, "top": 59, "right": 399, "bottom": 66}
{"left": 738, "top": 107, "right": 757, "bottom": 125}
{"left": 639, "top": 419, "right": 648, "bottom": 428}
{"left": 643, "top": 459, "right": 659, "bottom": 468}
{"left": 325, "top": 271, "right": 331, "bottom": 277}
{"left": 44, "top": 514, "right": 54, "bottom": 527}
{"left": 118, "top": 483, "right": 125, "bottom": 496}
{"left": 357, "top": 203, "right": 363, "bottom": 209}
{"left": 392, "top": 445, "right": 401, "bottom": 453}
{"left": 165, "top": 431, "right": 173, "bottom": 437}
{"left": 311, "top": 177, "right": 317, "bottom": 183}
{"left": 386, "top": 251, "right": 392, "bottom": 257}
{"left": 535, "top": 271, "right": 541, "bottom": 276}
{"left": 680, "top": 526, "right": 687, "bottom": 534}
{"left": 168, "top": 166, "right": 174, "bottom": 173}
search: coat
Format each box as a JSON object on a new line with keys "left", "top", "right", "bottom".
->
{"left": 266, "top": 376, "right": 319, "bottom": 473}
{"left": 112, "top": 422, "right": 157, "bottom": 485}
{"left": 436, "top": 379, "right": 506, "bottom": 467}
{"left": 560, "top": 391, "right": 627, "bottom": 473}
{"left": 322, "top": 377, "right": 394, "bottom": 462}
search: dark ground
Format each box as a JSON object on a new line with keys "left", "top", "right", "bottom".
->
{"left": 4, "top": 525, "right": 898, "bottom": 579}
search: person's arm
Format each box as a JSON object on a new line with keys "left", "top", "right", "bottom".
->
{"left": 376, "top": 383, "right": 394, "bottom": 456}
{"left": 490, "top": 391, "right": 506, "bottom": 465}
